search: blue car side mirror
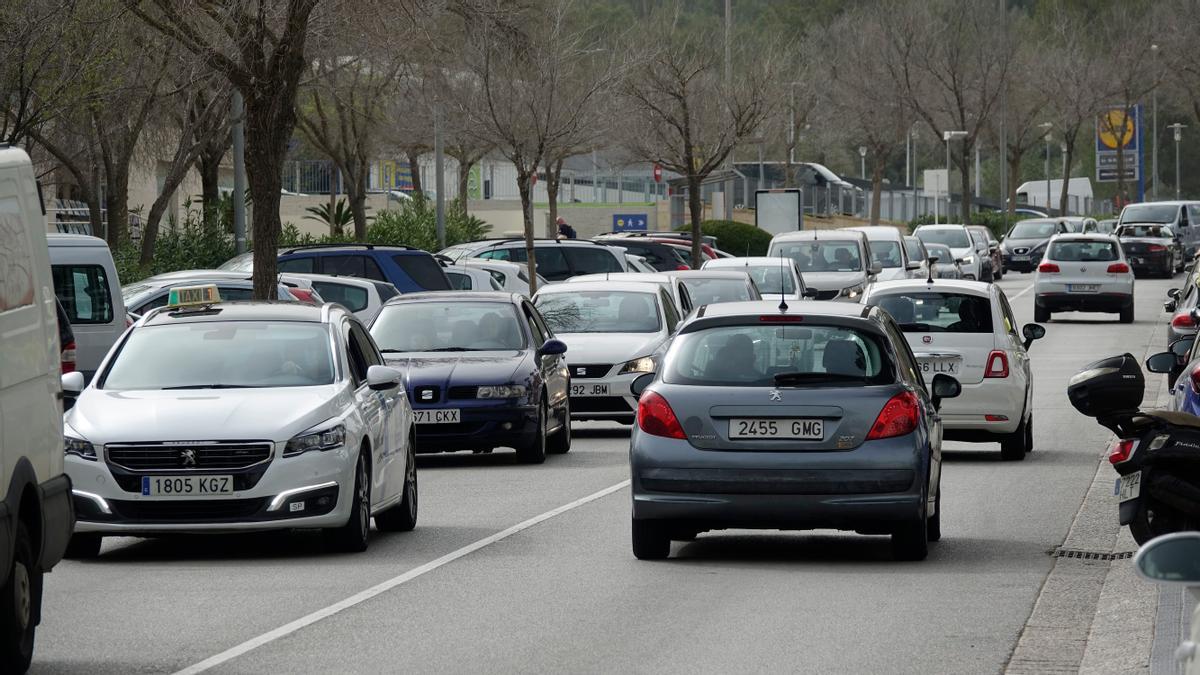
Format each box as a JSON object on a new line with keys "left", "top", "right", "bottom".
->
{"left": 538, "top": 339, "right": 567, "bottom": 357}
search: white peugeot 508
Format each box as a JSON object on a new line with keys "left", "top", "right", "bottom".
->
{"left": 863, "top": 279, "right": 1044, "bottom": 461}
{"left": 61, "top": 286, "right": 417, "bottom": 556}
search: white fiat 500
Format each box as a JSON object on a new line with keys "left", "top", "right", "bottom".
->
{"left": 61, "top": 286, "right": 417, "bottom": 557}
{"left": 1033, "top": 234, "right": 1136, "bottom": 323}
{"left": 863, "top": 279, "right": 1044, "bottom": 461}
{"left": 533, "top": 280, "right": 680, "bottom": 422}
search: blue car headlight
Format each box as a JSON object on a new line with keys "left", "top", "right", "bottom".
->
{"left": 477, "top": 384, "right": 528, "bottom": 399}
{"left": 284, "top": 423, "right": 346, "bottom": 457}
{"left": 619, "top": 356, "right": 656, "bottom": 375}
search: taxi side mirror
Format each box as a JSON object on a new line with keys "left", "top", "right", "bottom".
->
{"left": 61, "top": 371, "right": 85, "bottom": 396}
{"left": 366, "top": 365, "right": 402, "bottom": 391}
{"left": 1134, "top": 532, "right": 1200, "bottom": 585}
{"left": 930, "top": 374, "right": 961, "bottom": 411}
{"left": 1022, "top": 323, "right": 1045, "bottom": 349}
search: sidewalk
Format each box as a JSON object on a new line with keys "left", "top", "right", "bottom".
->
{"left": 1005, "top": 318, "right": 1173, "bottom": 675}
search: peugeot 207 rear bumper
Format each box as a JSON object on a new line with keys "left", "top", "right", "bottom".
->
{"left": 629, "top": 429, "right": 931, "bottom": 532}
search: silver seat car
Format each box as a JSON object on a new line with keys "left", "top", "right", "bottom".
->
{"left": 628, "top": 300, "right": 960, "bottom": 561}
{"left": 767, "top": 230, "right": 881, "bottom": 301}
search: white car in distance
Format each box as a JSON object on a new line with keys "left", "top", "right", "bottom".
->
{"left": 533, "top": 281, "right": 681, "bottom": 423}
{"left": 61, "top": 286, "right": 418, "bottom": 556}
{"left": 863, "top": 279, "right": 1044, "bottom": 461}
{"left": 1033, "top": 234, "right": 1135, "bottom": 323}
{"left": 914, "top": 225, "right": 990, "bottom": 282}
{"left": 700, "top": 256, "right": 813, "bottom": 302}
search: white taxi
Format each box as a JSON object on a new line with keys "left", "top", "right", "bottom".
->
{"left": 61, "top": 285, "right": 417, "bottom": 556}
{"left": 533, "top": 281, "right": 680, "bottom": 423}
{"left": 863, "top": 278, "right": 1044, "bottom": 461}
{"left": 1034, "top": 234, "right": 1135, "bottom": 323}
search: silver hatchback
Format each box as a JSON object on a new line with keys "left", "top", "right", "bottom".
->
{"left": 628, "top": 301, "right": 960, "bottom": 561}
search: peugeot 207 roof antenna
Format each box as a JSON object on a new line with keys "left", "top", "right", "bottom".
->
{"left": 778, "top": 254, "right": 789, "bottom": 313}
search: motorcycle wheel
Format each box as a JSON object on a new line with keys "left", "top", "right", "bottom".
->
{"left": 1128, "top": 498, "right": 1191, "bottom": 545}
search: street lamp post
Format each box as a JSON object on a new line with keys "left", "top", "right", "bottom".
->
{"left": 942, "top": 130, "right": 968, "bottom": 223}
{"left": 1169, "top": 123, "right": 1187, "bottom": 199}
{"left": 1038, "top": 122, "right": 1053, "bottom": 213}
{"left": 908, "top": 126, "right": 919, "bottom": 220}
{"left": 858, "top": 146, "right": 867, "bottom": 180}
{"left": 1152, "top": 44, "right": 1160, "bottom": 199}
{"left": 1060, "top": 142, "right": 1068, "bottom": 213}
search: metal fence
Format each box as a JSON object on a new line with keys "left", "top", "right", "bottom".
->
{"left": 45, "top": 199, "right": 143, "bottom": 241}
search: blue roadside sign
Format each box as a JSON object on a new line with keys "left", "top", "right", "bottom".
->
{"left": 613, "top": 213, "right": 648, "bottom": 232}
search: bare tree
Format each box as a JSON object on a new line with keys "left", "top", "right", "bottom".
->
{"left": 297, "top": 55, "right": 400, "bottom": 239}
{"left": 989, "top": 36, "right": 1050, "bottom": 217}
{"left": 620, "top": 4, "right": 777, "bottom": 263}
{"left": 884, "top": 0, "right": 1010, "bottom": 220}
{"left": 462, "top": 0, "right": 619, "bottom": 293}
{"left": 127, "top": 0, "right": 324, "bottom": 299}
{"left": 812, "top": 9, "right": 909, "bottom": 225}
{"left": 1162, "top": 0, "right": 1200, "bottom": 125}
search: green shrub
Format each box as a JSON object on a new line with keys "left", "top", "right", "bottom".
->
{"left": 366, "top": 198, "right": 490, "bottom": 251}
{"left": 678, "top": 220, "right": 773, "bottom": 256}
{"left": 114, "top": 215, "right": 236, "bottom": 284}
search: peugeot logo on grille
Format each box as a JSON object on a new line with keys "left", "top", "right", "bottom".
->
{"left": 769, "top": 390, "right": 782, "bottom": 402}
{"left": 179, "top": 448, "right": 198, "bottom": 467}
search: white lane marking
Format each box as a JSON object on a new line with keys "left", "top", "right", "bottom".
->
{"left": 1009, "top": 284, "right": 1034, "bottom": 300}
{"left": 173, "top": 479, "right": 631, "bottom": 675}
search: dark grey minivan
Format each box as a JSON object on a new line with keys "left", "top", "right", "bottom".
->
{"left": 628, "top": 301, "right": 960, "bottom": 561}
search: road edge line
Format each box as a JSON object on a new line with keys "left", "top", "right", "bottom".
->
{"left": 172, "top": 479, "right": 632, "bottom": 675}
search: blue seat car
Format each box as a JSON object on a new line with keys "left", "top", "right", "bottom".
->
{"left": 220, "top": 244, "right": 451, "bottom": 293}
{"left": 369, "top": 292, "right": 571, "bottom": 464}
{"left": 1147, "top": 333, "right": 1200, "bottom": 415}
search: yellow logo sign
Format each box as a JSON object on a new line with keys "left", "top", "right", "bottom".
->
{"left": 1098, "top": 109, "right": 1135, "bottom": 149}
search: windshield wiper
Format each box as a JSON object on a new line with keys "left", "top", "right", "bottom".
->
{"left": 378, "top": 349, "right": 409, "bottom": 354}
{"left": 425, "top": 347, "right": 474, "bottom": 352}
{"left": 773, "top": 372, "right": 866, "bottom": 386}
{"left": 162, "top": 384, "right": 259, "bottom": 390}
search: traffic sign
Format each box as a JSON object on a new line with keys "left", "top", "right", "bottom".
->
{"left": 613, "top": 213, "right": 648, "bottom": 232}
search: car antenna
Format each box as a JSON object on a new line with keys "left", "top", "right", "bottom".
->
{"left": 778, "top": 253, "right": 789, "bottom": 312}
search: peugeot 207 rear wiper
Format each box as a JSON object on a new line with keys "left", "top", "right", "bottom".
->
{"left": 773, "top": 372, "right": 865, "bottom": 386}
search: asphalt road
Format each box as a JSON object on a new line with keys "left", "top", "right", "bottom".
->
{"left": 31, "top": 272, "right": 1178, "bottom": 675}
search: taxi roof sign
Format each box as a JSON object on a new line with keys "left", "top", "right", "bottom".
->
{"left": 166, "top": 284, "right": 221, "bottom": 309}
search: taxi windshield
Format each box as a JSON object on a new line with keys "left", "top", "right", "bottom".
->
{"left": 536, "top": 291, "right": 661, "bottom": 333}
{"left": 371, "top": 302, "right": 526, "bottom": 352}
{"left": 869, "top": 292, "right": 993, "bottom": 333}
{"left": 100, "top": 321, "right": 335, "bottom": 389}
{"left": 664, "top": 324, "right": 891, "bottom": 387}
{"left": 773, "top": 241, "right": 863, "bottom": 272}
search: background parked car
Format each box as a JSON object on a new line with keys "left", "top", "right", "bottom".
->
{"left": 47, "top": 233, "right": 127, "bottom": 382}
{"left": 222, "top": 244, "right": 451, "bottom": 293}
{"left": 1116, "top": 223, "right": 1182, "bottom": 278}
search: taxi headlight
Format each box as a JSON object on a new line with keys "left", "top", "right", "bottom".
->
{"left": 284, "top": 424, "right": 346, "bottom": 457}
{"left": 477, "top": 384, "right": 527, "bottom": 399}
{"left": 64, "top": 436, "right": 96, "bottom": 461}
{"left": 619, "top": 356, "right": 656, "bottom": 374}
{"left": 840, "top": 285, "right": 864, "bottom": 300}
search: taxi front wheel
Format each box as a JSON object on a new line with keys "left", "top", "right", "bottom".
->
{"left": 325, "top": 453, "right": 370, "bottom": 553}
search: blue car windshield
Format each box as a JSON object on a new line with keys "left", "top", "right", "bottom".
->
{"left": 371, "top": 302, "right": 526, "bottom": 352}
{"left": 663, "top": 324, "right": 891, "bottom": 387}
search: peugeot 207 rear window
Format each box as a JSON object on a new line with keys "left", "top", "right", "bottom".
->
{"left": 1048, "top": 240, "right": 1120, "bottom": 262}
{"left": 868, "top": 292, "right": 993, "bottom": 333}
{"left": 663, "top": 324, "right": 891, "bottom": 387}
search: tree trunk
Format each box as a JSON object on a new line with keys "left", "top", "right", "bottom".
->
{"left": 687, "top": 174, "right": 704, "bottom": 265}
{"left": 546, "top": 158, "right": 562, "bottom": 239}
{"left": 407, "top": 149, "right": 423, "bottom": 196}
{"left": 140, "top": 159, "right": 196, "bottom": 265}
{"left": 1059, "top": 140, "right": 1076, "bottom": 215}
{"left": 103, "top": 169, "right": 129, "bottom": 250}
{"left": 516, "top": 168, "right": 539, "bottom": 295}
{"left": 1007, "top": 147, "right": 1023, "bottom": 216}
{"left": 457, "top": 159, "right": 471, "bottom": 213}
{"left": 198, "top": 143, "right": 223, "bottom": 230}
{"left": 869, "top": 157, "right": 884, "bottom": 226}
{"left": 243, "top": 99, "right": 293, "bottom": 299}
{"left": 348, "top": 164, "right": 369, "bottom": 241}
{"left": 959, "top": 142, "right": 973, "bottom": 222}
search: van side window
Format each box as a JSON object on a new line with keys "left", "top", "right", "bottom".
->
{"left": 52, "top": 265, "right": 113, "bottom": 324}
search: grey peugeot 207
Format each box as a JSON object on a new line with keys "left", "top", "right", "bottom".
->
{"left": 628, "top": 300, "right": 961, "bottom": 561}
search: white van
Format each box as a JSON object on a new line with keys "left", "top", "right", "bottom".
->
{"left": 46, "top": 234, "right": 126, "bottom": 381}
{"left": 0, "top": 146, "right": 74, "bottom": 670}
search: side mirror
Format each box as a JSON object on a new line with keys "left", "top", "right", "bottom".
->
{"left": 630, "top": 372, "right": 655, "bottom": 398}
{"left": 1171, "top": 336, "right": 1196, "bottom": 357}
{"left": 366, "top": 364, "right": 402, "bottom": 391}
{"left": 930, "top": 373, "right": 961, "bottom": 411}
{"left": 537, "top": 338, "right": 568, "bottom": 357}
{"left": 61, "top": 371, "right": 85, "bottom": 396}
{"left": 1168, "top": 288, "right": 1181, "bottom": 299}
{"left": 869, "top": 262, "right": 883, "bottom": 276}
{"left": 1146, "top": 352, "right": 1179, "bottom": 374}
{"left": 1133, "top": 531, "right": 1200, "bottom": 585}
{"left": 1021, "top": 323, "right": 1045, "bottom": 349}
{"left": 802, "top": 287, "right": 820, "bottom": 298}
{"left": 955, "top": 258, "right": 965, "bottom": 265}
{"left": 905, "top": 261, "right": 922, "bottom": 271}
{"left": 1165, "top": 299, "right": 1178, "bottom": 313}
